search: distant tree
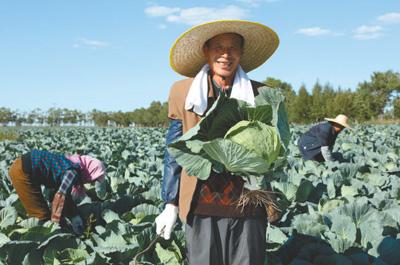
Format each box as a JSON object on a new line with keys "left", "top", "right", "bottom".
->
{"left": 26, "top": 108, "right": 42, "bottom": 124}
{"left": 291, "top": 85, "right": 311, "bottom": 123}
{"left": 393, "top": 98, "right": 400, "bottom": 119}
{"left": 352, "top": 91, "right": 375, "bottom": 122}
{"left": 90, "top": 109, "right": 109, "bottom": 127}
{"left": 47, "top": 108, "right": 63, "bottom": 126}
{"left": 310, "top": 81, "right": 324, "bottom": 122}
{"left": 321, "top": 84, "right": 337, "bottom": 119}
{"left": 15, "top": 111, "right": 27, "bottom": 126}
{"left": 332, "top": 90, "right": 356, "bottom": 120}
{"left": 357, "top": 71, "right": 400, "bottom": 118}
{"left": 110, "top": 111, "right": 131, "bottom": 127}
{"left": 0, "top": 107, "right": 13, "bottom": 125}
{"left": 61, "top": 109, "right": 82, "bottom": 125}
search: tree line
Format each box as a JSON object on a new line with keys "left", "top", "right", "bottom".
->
{"left": 1, "top": 70, "right": 399, "bottom": 127}
{"left": 266, "top": 70, "right": 400, "bottom": 123}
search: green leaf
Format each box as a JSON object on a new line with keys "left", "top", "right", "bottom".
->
{"left": 330, "top": 215, "right": 356, "bottom": 249}
{"left": 0, "top": 241, "right": 39, "bottom": 265}
{"left": 272, "top": 181, "right": 297, "bottom": 201}
{"left": 292, "top": 213, "right": 326, "bottom": 238}
{"left": 255, "top": 87, "right": 290, "bottom": 150}
{"left": 101, "top": 209, "right": 121, "bottom": 223}
{"left": 203, "top": 139, "right": 270, "bottom": 176}
{"left": 22, "top": 249, "right": 43, "bottom": 265}
{"left": 267, "top": 225, "right": 288, "bottom": 245}
{"left": 20, "top": 226, "right": 54, "bottom": 243}
{"left": 59, "top": 248, "right": 90, "bottom": 264}
{"left": 131, "top": 203, "right": 159, "bottom": 224}
{"left": 0, "top": 206, "right": 17, "bottom": 228}
{"left": 295, "top": 180, "right": 314, "bottom": 203}
{"left": 169, "top": 144, "right": 212, "bottom": 180}
{"left": 0, "top": 232, "right": 10, "bottom": 247}
{"left": 335, "top": 198, "right": 372, "bottom": 227}
{"left": 319, "top": 199, "right": 345, "bottom": 214}
{"left": 155, "top": 243, "right": 179, "bottom": 264}
{"left": 360, "top": 220, "right": 384, "bottom": 254}
{"left": 245, "top": 104, "right": 273, "bottom": 124}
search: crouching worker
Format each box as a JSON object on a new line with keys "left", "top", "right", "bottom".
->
{"left": 298, "top": 114, "right": 352, "bottom": 162}
{"left": 8, "top": 149, "right": 107, "bottom": 235}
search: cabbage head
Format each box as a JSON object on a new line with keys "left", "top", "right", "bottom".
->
{"left": 225, "top": 120, "right": 281, "bottom": 166}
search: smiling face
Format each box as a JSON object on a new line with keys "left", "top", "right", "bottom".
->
{"left": 203, "top": 33, "right": 244, "bottom": 82}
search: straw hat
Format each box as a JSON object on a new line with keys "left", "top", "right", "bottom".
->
{"left": 325, "top": 114, "right": 352, "bottom": 130}
{"left": 170, "top": 20, "right": 279, "bottom": 77}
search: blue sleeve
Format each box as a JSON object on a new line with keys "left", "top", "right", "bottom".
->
{"left": 161, "top": 119, "right": 183, "bottom": 205}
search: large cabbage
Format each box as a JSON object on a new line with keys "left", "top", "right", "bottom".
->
{"left": 168, "top": 87, "right": 290, "bottom": 180}
{"left": 225, "top": 120, "right": 281, "bottom": 167}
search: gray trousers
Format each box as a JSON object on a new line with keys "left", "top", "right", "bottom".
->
{"left": 185, "top": 215, "right": 267, "bottom": 265}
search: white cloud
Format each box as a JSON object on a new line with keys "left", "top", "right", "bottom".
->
{"left": 145, "top": 5, "right": 248, "bottom": 25}
{"left": 73, "top": 38, "right": 109, "bottom": 49}
{"left": 353, "top": 25, "right": 383, "bottom": 40}
{"left": 377, "top": 12, "right": 400, "bottom": 24}
{"left": 145, "top": 6, "right": 180, "bottom": 17}
{"left": 296, "top": 27, "right": 332, "bottom": 36}
{"left": 235, "top": 0, "right": 280, "bottom": 7}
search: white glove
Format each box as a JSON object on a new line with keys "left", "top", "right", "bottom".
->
{"left": 71, "top": 215, "right": 84, "bottom": 235}
{"left": 155, "top": 204, "right": 178, "bottom": 240}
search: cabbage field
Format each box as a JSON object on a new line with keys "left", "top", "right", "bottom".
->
{"left": 0, "top": 125, "right": 399, "bottom": 265}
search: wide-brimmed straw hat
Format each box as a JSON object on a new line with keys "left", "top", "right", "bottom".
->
{"left": 325, "top": 114, "right": 352, "bottom": 130}
{"left": 170, "top": 20, "right": 279, "bottom": 77}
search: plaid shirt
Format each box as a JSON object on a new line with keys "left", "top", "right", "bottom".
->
{"left": 30, "top": 149, "right": 80, "bottom": 189}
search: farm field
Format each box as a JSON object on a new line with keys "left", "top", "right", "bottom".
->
{"left": 0, "top": 125, "right": 399, "bottom": 265}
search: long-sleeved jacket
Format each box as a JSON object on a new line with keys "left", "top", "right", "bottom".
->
{"left": 162, "top": 77, "right": 265, "bottom": 222}
{"left": 298, "top": 122, "right": 338, "bottom": 161}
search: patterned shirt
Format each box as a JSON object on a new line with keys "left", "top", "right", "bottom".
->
{"left": 29, "top": 149, "right": 80, "bottom": 190}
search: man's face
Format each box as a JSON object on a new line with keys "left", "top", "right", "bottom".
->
{"left": 203, "top": 33, "right": 243, "bottom": 79}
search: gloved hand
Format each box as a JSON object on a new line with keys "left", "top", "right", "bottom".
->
{"left": 71, "top": 215, "right": 84, "bottom": 235}
{"left": 95, "top": 178, "right": 108, "bottom": 200}
{"left": 155, "top": 204, "right": 178, "bottom": 240}
{"left": 51, "top": 192, "right": 65, "bottom": 223}
{"left": 71, "top": 186, "right": 88, "bottom": 204}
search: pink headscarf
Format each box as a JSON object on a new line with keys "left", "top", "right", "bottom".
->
{"left": 66, "top": 154, "right": 106, "bottom": 183}
{"left": 66, "top": 154, "right": 106, "bottom": 202}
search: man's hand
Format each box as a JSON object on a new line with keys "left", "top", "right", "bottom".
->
{"left": 155, "top": 204, "right": 178, "bottom": 240}
{"left": 51, "top": 192, "right": 65, "bottom": 223}
{"left": 267, "top": 203, "right": 281, "bottom": 223}
{"left": 264, "top": 191, "right": 282, "bottom": 224}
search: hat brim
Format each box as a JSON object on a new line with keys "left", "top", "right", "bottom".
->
{"left": 170, "top": 20, "right": 279, "bottom": 77}
{"left": 325, "top": 118, "right": 352, "bottom": 130}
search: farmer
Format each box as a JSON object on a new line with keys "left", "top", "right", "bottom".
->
{"left": 155, "top": 20, "right": 281, "bottom": 265}
{"left": 8, "top": 149, "right": 107, "bottom": 235}
{"left": 298, "top": 114, "right": 352, "bottom": 162}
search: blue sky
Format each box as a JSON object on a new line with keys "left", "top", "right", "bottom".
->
{"left": 1, "top": 0, "right": 399, "bottom": 112}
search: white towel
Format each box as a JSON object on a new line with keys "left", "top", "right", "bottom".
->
{"left": 185, "top": 64, "right": 255, "bottom": 116}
